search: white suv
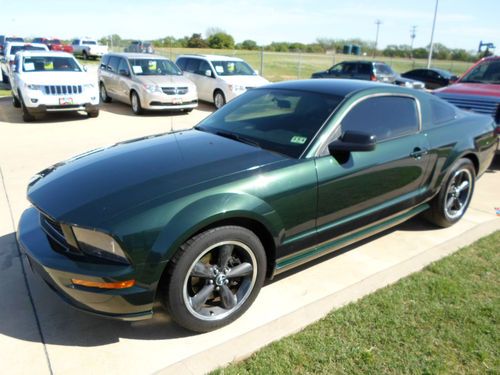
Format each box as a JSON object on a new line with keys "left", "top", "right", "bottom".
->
{"left": 11, "top": 51, "right": 99, "bottom": 122}
{"left": 176, "top": 54, "right": 269, "bottom": 109}
{"left": 1, "top": 42, "right": 48, "bottom": 83}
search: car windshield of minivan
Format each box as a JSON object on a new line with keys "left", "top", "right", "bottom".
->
{"left": 11, "top": 45, "right": 47, "bottom": 54}
{"left": 212, "top": 61, "right": 256, "bottom": 76}
{"left": 461, "top": 60, "right": 500, "bottom": 84}
{"left": 129, "top": 58, "right": 181, "bottom": 76}
{"left": 196, "top": 88, "right": 343, "bottom": 158}
{"left": 22, "top": 56, "right": 81, "bottom": 72}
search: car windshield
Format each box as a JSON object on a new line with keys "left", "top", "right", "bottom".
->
{"left": 50, "top": 39, "right": 62, "bottom": 44}
{"left": 460, "top": 60, "right": 500, "bottom": 84}
{"left": 22, "top": 56, "right": 81, "bottom": 72}
{"left": 128, "top": 58, "right": 181, "bottom": 76}
{"left": 374, "top": 63, "right": 395, "bottom": 75}
{"left": 212, "top": 60, "right": 256, "bottom": 76}
{"left": 10, "top": 45, "right": 46, "bottom": 54}
{"left": 195, "top": 89, "right": 343, "bottom": 158}
{"left": 434, "top": 69, "right": 452, "bottom": 79}
{"left": 82, "top": 41, "right": 97, "bottom": 45}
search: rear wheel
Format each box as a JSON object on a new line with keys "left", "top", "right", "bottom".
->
{"left": 213, "top": 90, "right": 226, "bottom": 109}
{"left": 162, "top": 226, "right": 266, "bottom": 332}
{"left": 423, "top": 158, "right": 475, "bottom": 227}
{"left": 131, "top": 91, "right": 143, "bottom": 115}
{"left": 99, "top": 83, "right": 111, "bottom": 103}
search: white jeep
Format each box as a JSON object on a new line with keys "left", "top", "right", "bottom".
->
{"left": 11, "top": 51, "right": 99, "bottom": 122}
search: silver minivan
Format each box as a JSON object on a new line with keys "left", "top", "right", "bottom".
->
{"left": 98, "top": 53, "right": 198, "bottom": 114}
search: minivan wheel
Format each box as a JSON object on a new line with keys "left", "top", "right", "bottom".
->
{"left": 423, "top": 158, "right": 475, "bottom": 227}
{"left": 213, "top": 90, "right": 226, "bottom": 109}
{"left": 99, "top": 83, "right": 112, "bottom": 103}
{"left": 130, "top": 91, "right": 143, "bottom": 115}
{"left": 163, "top": 226, "right": 266, "bottom": 333}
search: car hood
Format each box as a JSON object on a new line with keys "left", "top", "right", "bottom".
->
{"left": 219, "top": 75, "right": 269, "bottom": 87}
{"left": 435, "top": 82, "right": 500, "bottom": 98}
{"left": 20, "top": 71, "right": 96, "bottom": 85}
{"left": 135, "top": 74, "right": 194, "bottom": 87}
{"left": 27, "top": 130, "right": 286, "bottom": 226}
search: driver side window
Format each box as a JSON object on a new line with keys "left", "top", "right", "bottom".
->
{"left": 341, "top": 96, "right": 419, "bottom": 142}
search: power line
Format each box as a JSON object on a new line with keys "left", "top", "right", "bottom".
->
{"left": 427, "top": 0, "right": 439, "bottom": 68}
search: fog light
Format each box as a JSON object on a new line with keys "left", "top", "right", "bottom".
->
{"left": 71, "top": 279, "right": 135, "bottom": 289}
{"left": 31, "top": 99, "right": 38, "bottom": 103}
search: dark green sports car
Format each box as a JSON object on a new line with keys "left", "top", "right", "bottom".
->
{"left": 18, "top": 79, "right": 497, "bottom": 332}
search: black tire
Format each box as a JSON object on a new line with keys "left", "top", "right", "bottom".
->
{"left": 184, "top": 108, "right": 193, "bottom": 113}
{"left": 12, "top": 94, "right": 21, "bottom": 108}
{"left": 162, "top": 226, "right": 266, "bottom": 333}
{"left": 423, "top": 158, "right": 475, "bottom": 227}
{"left": 130, "top": 91, "right": 143, "bottom": 115}
{"left": 99, "top": 83, "right": 112, "bottom": 103}
{"left": 19, "top": 92, "right": 35, "bottom": 122}
{"left": 82, "top": 50, "right": 88, "bottom": 60}
{"left": 87, "top": 109, "right": 99, "bottom": 118}
{"left": 213, "top": 90, "right": 226, "bottom": 109}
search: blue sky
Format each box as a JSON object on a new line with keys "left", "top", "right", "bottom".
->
{"left": 3, "top": 0, "right": 499, "bottom": 51}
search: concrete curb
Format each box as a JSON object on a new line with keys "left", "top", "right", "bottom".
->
{"left": 160, "top": 218, "right": 500, "bottom": 375}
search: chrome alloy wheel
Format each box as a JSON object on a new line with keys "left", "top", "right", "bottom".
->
{"left": 444, "top": 168, "right": 472, "bottom": 220}
{"left": 131, "top": 94, "right": 139, "bottom": 112}
{"left": 100, "top": 84, "right": 107, "bottom": 101}
{"left": 214, "top": 92, "right": 225, "bottom": 109}
{"left": 183, "top": 241, "right": 257, "bottom": 321}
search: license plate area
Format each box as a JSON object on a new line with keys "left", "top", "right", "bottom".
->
{"left": 172, "top": 97, "right": 183, "bottom": 105}
{"left": 59, "top": 97, "right": 74, "bottom": 105}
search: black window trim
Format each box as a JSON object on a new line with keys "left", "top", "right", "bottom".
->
{"left": 313, "top": 93, "right": 422, "bottom": 158}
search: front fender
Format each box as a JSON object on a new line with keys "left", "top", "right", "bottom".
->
{"left": 140, "top": 192, "right": 283, "bottom": 282}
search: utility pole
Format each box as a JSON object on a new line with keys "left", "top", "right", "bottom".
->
{"left": 410, "top": 25, "right": 417, "bottom": 59}
{"left": 427, "top": 0, "right": 439, "bottom": 68}
{"left": 373, "top": 19, "right": 382, "bottom": 57}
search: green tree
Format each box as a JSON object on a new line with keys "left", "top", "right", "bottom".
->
{"left": 207, "top": 32, "right": 235, "bottom": 49}
{"left": 241, "top": 39, "right": 258, "bottom": 50}
{"left": 187, "top": 33, "right": 208, "bottom": 48}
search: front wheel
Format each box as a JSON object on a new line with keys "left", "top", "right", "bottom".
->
{"left": 87, "top": 109, "right": 99, "bottom": 118}
{"left": 12, "top": 95, "right": 21, "bottom": 108}
{"left": 130, "top": 91, "right": 143, "bottom": 115}
{"left": 162, "top": 226, "right": 266, "bottom": 332}
{"left": 423, "top": 158, "right": 475, "bottom": 227}
{"left": 213, "top": 90, "right": 226, "bottom": 109}
{"left": 100, "top": 83, "right": 112, "bottom": 103}
{"left": 19, "top": 92, "right": 35, "bottom": 122}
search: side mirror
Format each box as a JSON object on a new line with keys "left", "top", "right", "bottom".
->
{"left": 205, "top": 69, "right": 212, "bottom": 77}
{"left": 328, "top": 131, "right": 376, "bottom": 155}
{"left": 449, "top": 75, "right": 459, "bottom": 83}
{"left": 119, "top": 69, "right": 130, "bottom": 77}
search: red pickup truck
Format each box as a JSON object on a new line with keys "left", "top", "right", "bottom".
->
{"left": 434, "top": 56, "right": 500, "bottom": 150}
{"left": 32, "top": 37, "right": 73, "bottom": 53}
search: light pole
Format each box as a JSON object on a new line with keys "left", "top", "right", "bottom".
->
{"left": 427, "top": 0, "right": 439, "bottom": 68}
{"left": 410, "top": 25, "right": 417, "bottom": 59}
{"left": 373, "top": 19, "right": 382, "bottom": 57}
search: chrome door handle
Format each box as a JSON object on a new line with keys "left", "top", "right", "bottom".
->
{"left": 410, "top": 147, "right": 428, "bottom": 159}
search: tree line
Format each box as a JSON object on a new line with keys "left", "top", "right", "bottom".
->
{"left": 100, "top": 31, "right": 481, "bottom": 62}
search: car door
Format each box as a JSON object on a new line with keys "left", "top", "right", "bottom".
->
{"left": 115, "top": 57, "right": 132, "bottom": 102}
{"left": 195, "top": 60, "right": 216, "bottom": 102}
{"left": 105, "top": 56, "right": 120, "bottom": 99}
{"left": 325, "top": 63, "right": 344, "bottom": 78}
{"left": 182, "top": 58, "right": 204, "bottom": 98}
{"left": 314, "top": 94, "right": 431, "bottom": 244}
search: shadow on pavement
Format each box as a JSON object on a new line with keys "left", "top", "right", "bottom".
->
{"left": 100, "top": 101, "right": 214, "bottom": 117}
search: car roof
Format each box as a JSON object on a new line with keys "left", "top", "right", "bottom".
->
{"left": 177, "top": 54, "right": 245, "bottom": 62}
{"left": 260, "top": 79, "right": 391, "bottom": 97}
{"left": 106, "top": 52, "right": 169, "bottom": 59}
{"left": 16, "top": 50, "right": 74, "bottom": 58}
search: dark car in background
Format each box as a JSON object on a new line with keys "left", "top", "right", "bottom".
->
{"left": 124, "top": 40, "right": 154, "bottom": 54}
{"left": 312, "top": 61, "right": 425, "bottom": 89}
{"left": 402, "top": 68, "right": 458, "bottom": 89}
{"left": 18, "top": 79, "right": 496, "bottom": 333}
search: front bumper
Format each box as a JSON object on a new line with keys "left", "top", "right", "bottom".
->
{"left": 17, "top": 207, "right": 154, "bottom": 320}
{"left": 141, "top": 90, "right": 198, "bottom": 110}
{"left": 23, "top": 90, "right": 100, "bottom": 112}
{"left": 27, "top": 103, "right": 99, "bottom": 114}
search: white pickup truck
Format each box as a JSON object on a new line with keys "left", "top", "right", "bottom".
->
{"left": 71, "top": 38, "right": 108, "bottom": 60}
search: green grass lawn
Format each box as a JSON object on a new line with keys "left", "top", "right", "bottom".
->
{"left": 213, "top": 231, "right": 500, "bottom": 374}
{"left": 0, "top": 89, "right": 10, "bottom": 97}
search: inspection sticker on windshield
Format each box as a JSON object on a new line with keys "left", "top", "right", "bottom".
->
{"left": 290, "top": 136, "right": 307, "bottom": 144}
{"left": 132, "top": 65, "right": 143, "bottom": 74}
{"left": 23, "top": 63, "right": 35, "bottom": 71}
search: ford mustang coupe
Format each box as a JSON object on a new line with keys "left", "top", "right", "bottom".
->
{"left": 18, "top": 79, "right": 497, "bottom": 332}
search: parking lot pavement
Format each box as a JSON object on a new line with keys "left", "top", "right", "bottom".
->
{"left": 0, "top": 96, "right": 499, "bottom": 374}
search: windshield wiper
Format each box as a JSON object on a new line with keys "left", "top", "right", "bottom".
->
{"left": 215, "top": 130, "right": 261, "bottom": 148}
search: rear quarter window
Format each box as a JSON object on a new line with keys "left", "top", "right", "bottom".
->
{"left": 429, "top": 97, "right": 457, "bottom": 126}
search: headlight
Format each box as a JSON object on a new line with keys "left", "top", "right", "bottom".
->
{"left": 143, "top": 84, "right": 162, "bottom": 93}
{"left": 228, "top": 84, "right": 246, "bottom": 92}
{"left": 26, "top": 84, "right": 43, "bottom": 90}
{"left": 72, "top": 227, "right": 130, "bottom": 264}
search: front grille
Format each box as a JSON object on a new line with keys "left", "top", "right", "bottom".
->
{"left": 161, "top": 86, "right": 188, "bottom": 95}
{"left": 43, "top": 85, "right": 83, "bottom": 95}
{"left": 436, "top": 93, "right": 500, "bottom": 118}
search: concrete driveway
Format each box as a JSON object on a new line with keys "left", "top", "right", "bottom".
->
{"left": 0, "top": 96, "right": 499, "bottom": 375}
